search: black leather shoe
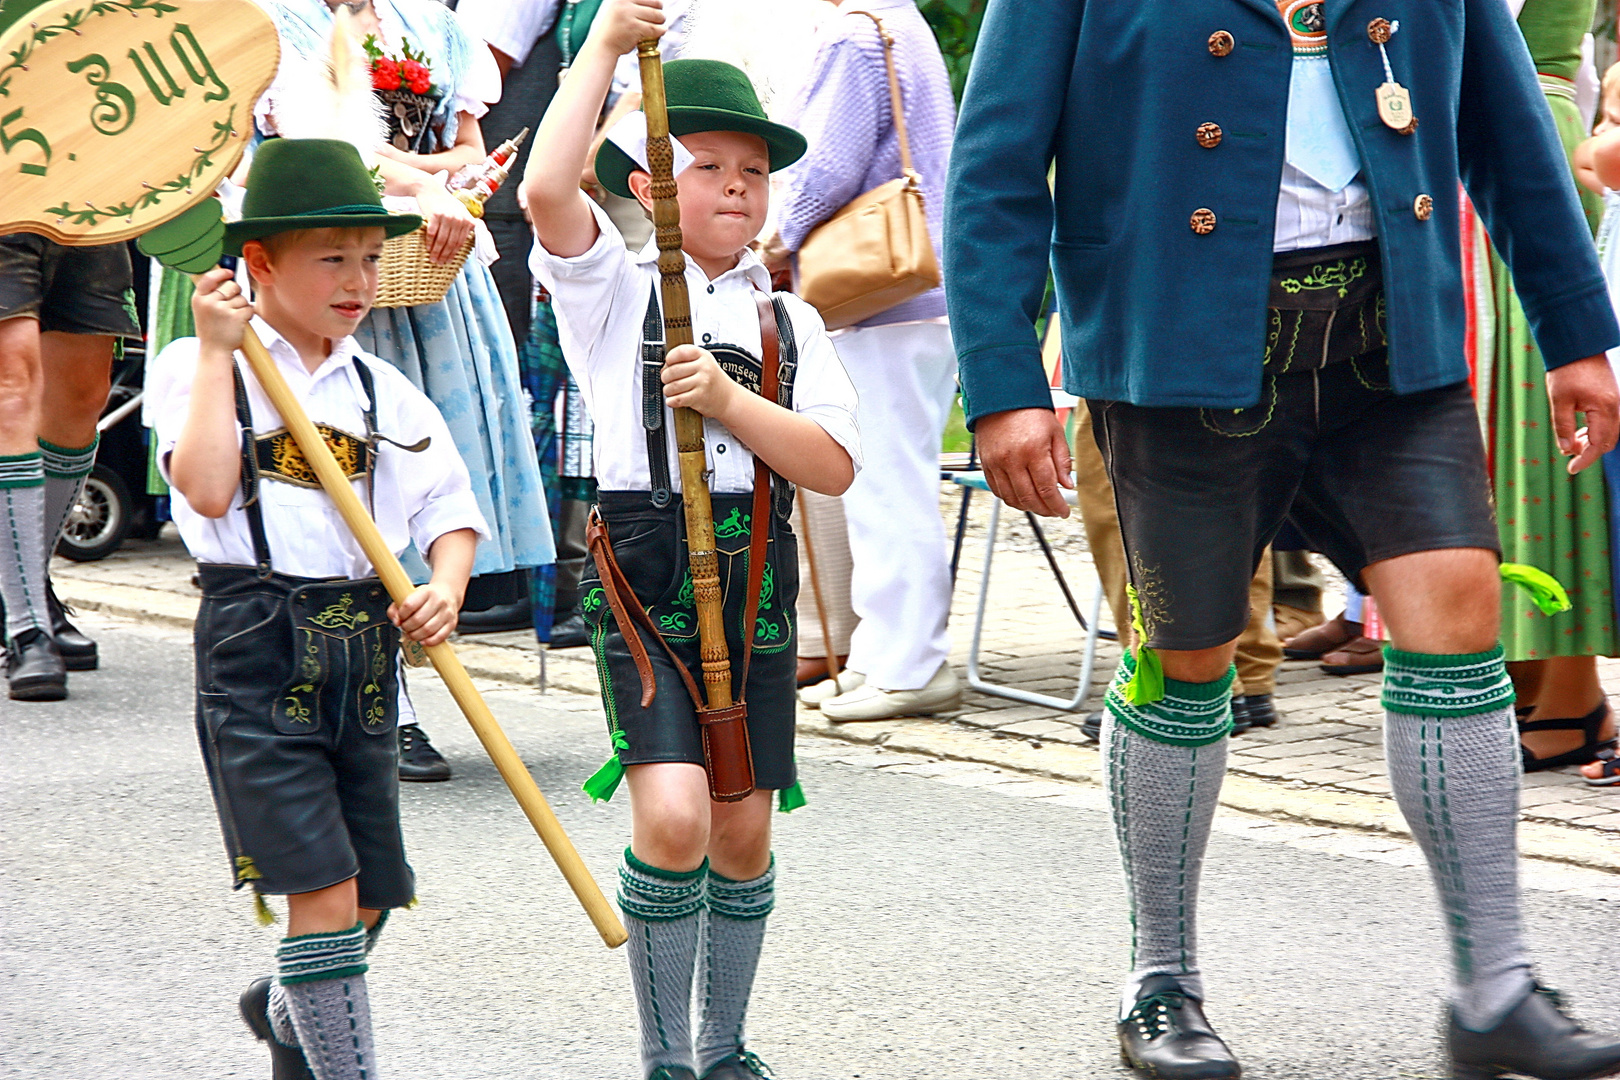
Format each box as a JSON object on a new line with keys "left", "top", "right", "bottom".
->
{"left": 47, "top": 582, "right": 97, "bottom": 671}
{"left": 398, "top": 724, "right": 451, "bottom": 782}
{"left": 701, "top": 1050, "right": 775, "bottom": 1078}
{"left": 239, "top": 977, "right": 316, "bottom": 1080}
{"left": 1448, "top": 983, "right": 1620, "bottom": 1080}
{"left": 647, "top": 1069, "right": 697, "bottom": 1080}
{"left": 1229, "top": 698, "right": 1252, "bottom": 736}
{"left": 1118, "top": 976, "right": 1242, "bottom": 1079}
{"left": 1232, "top": 695, "right": 1276, "bottom": 731}
{"left": 6, "top": 628, "right": 67, "bottom": 701}
{"left": 1082, "top": 711, "right": 1103, "bottom": 742}
{"left": 549, "top": 612, "right": 590, "bottom": 649}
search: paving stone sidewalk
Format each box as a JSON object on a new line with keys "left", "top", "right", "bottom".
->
{"left": 48, "top": 483, "right": 1620, "bottom": 848}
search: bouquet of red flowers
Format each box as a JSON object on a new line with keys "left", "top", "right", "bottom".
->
{"left": 362, "top": 35, "right": 440, "bottom": 153}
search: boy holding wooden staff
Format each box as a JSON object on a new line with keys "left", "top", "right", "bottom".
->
{"left": 146, "top": 137, "right": 487, "bottom": 1080}
{"left": 525, "top": 3, "right": 859, "bottom": 1077}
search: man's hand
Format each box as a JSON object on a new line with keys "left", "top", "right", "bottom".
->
{"left": 1545, "top": 353, "right": 1620, "bottom": 474}
{"left": 414, "top": 182, "right": 478, "bottom": 263}
{"left": 390, "top": 581, "right": 459, "bottom": 647}
{"left": 591, "top": 0, "right": 664, "bottom": 57}
{"left": 190, "top": 267, "right": 252, "bottom": 357}
{"left": 662, "top": 343, "right": 739, "bottom": 418}
{"left": 976, "top": 407, "right": 1074, "bottom": 518}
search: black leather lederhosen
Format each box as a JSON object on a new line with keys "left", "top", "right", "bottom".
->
{"left": 192, "top": 360, "right": 414, "bottom": 908}
{"left": 577, "top": 288, "right": 802, "bottom": 790}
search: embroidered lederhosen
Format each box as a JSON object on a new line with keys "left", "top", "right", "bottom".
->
{"left": 577, "top": 288, "right": 803, "bottom": 796}
{"left": 192, "top": 359, "right": 415, "bottom": 910}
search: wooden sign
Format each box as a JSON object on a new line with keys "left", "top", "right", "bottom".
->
{"left": 0, "top": 0, "right": 278, "bottom": 245}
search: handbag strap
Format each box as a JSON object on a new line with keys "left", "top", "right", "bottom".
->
{"left": 849, "top": 11, "right": 917, "bottom": 181}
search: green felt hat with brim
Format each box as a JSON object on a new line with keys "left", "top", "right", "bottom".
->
{"left": 224, "top": 138, "right": 422, "bottom": 256}
{"left": 595, "top": 59, "right": 808, "bottom": 199}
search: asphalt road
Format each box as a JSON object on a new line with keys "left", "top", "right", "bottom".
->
{"left": 3, "top": 615, "right": 1618, "bottom": 1080}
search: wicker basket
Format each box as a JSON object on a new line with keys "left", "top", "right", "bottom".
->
{"left": 374, "top": 226, "right": 473, "bottom": 309}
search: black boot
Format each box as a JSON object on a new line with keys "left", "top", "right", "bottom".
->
{"left": 1232, "top": 695, "right": 1276, "bottom": 731}
{"left": 46, "top": 582, "right": 97, "bottom": 671}
{"left": 6, "top": 627, "right": 67, "bottom": 701}
{"left": 1449, "top": 983, "right": 1620, "bottom": 1080}
{"left": 398, "top": 723, "right": 452, "bottom": 781}
{"left": 238, "top": 977, "right": 316, "bottom": 1080}
{"left": 549, "top": 611, "right": 589, "bottom": 649}
{"left": 1117, "top": 976, "right": 1241, "bottom": 1079}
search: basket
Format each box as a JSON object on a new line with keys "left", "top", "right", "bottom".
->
{"left": 374, "top": 227, "right": 473, "bottom": 309}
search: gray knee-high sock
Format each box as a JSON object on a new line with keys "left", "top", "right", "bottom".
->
{"left": 696, "top": 859, "right": 775, "bottom": 1074}
{"left": 1101, "top": 653, "right": 1233, "bottom": 1017}
{"left": 1, "top": 454, "right": 49, "bottom": 639}
{"left": 619, "top": 849, "right": 705, "bottom": 1078}
{"left": 267, "top": 911, "right": 389, "bottom": 1047}
{"left": 276, "top": 923, "right": 377, "bottom": 1080}
{"left": 39, "top": 437, "right": 96, "bottom": 552}
{"left": 1382, "top": 645, "right": 1532, "bottom": 1032}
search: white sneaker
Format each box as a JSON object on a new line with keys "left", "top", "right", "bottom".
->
{"left": 820, "top": 663, "right": 961, "bottom": 722}
{"left": 799, "top": 669, "right": 865, "bottom": 708}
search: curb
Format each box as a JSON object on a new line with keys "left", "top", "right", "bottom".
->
{"left": 58, "top": 579, "right": 1620, "bottom": 876}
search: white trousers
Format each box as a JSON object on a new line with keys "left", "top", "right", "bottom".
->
{"left": 836, "top": 320, "right": 958, "bottom": 690}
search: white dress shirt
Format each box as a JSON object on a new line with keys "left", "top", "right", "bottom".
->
{"left": 1273, "top": 163, "right": 1377, "bottom": 252}
{"left": 529, "top": 199, "right": 862, "bottom": 495}
{"left": 457, "top": 0, "right": 561, "bottom": 67}
{"left": 146, "top": 318, "right": 490, "bottom": 578}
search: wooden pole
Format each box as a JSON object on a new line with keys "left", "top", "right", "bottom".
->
{"left": 636, "top": 40, "right": 734, "bottom": 718}
{"left": 232, "top": 323, "right": 626, "bottom": 949}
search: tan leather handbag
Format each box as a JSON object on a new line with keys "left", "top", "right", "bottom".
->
{"left": 794, "top": 11, "right": 940, "bottom": 330}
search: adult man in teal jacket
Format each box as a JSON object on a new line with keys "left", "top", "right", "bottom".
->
{"left": 945, "top": 2, "right": 1620, "bottom": 1078}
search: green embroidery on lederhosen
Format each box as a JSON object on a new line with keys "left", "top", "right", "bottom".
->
{"left": 655, "top": 569, "right": 696, "bottom": 637}
{"left": 1277, "top": 257, "right": 1366, "bottom": 299}
{"left": 279, "top": 585, "right": 396, "bottom": 733}
{"left": 714, "top": 507, "right": 749, "bottom": 539}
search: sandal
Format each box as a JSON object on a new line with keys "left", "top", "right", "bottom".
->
{"left": 1584, "top": 747, "right": 1620, "bottom": 786}
{"left": 1518, "top": 699, "right": 1616, "bottom": 773}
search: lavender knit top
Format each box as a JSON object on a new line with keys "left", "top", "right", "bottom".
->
{"left": 777, "top": 0, "right": 956, "bottom": 327}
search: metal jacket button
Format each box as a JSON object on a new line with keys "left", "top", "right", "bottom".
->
{"left": 1413, "top": 193, "right": 1434, "bottom": 221}
{"left": 1368, "top": 18, "right": 1393, "bottom": 44}
{"left": 1190, "top": 208, "right": 1218, "bottom": 234}
{"left": 1196, "top": 122, "right": 1223, "bottom": 148}
{"left": 1208, "top": 30, "right": 1235, "bottom": 56}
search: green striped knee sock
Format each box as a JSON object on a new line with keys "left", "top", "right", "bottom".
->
{"left": 619, "top": 849, "right": 705, "bottom": 1077}
{"left": 276, "top": 923, "right": 375, "bottom": 1080}
{"left": 0, "top": 453, "right": 48, "bottom": 640}
{"left": 1382, "top": 645, "right": 1532, "bottom": 1032}
{"left": 696, "top": 859, "right": 776, "bottom": 1074}
{"left": 39, "top": 437, "right": 97, "bottom": 551}
{"left": 1102, "top": 653, "right": 1233, "bottom": 1016}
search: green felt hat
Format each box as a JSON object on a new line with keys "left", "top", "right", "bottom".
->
{"left": 224, "top": 138, "right": 422, "bottom": 256}
{"left": 594, "top": 59, "right": 807, "bottom": 199}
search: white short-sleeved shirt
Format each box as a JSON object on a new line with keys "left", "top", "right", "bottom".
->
{"left": 529, "top": 198, "right": 861, "bottom": 495}
{"left": 457, "top": 0, "right": 561, "bottom": 67}
{"left": 145, "top": 318, "right": 490, "bottom": 578}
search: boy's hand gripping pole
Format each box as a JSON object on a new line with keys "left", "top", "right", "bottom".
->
{"left": 637, "top": 38, "right": 756, "bottom": 801}
{"left": 232, "top": 321, "right": 627, "bottom": 949}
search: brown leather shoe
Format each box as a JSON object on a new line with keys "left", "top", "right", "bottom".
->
{"left": 796, "top": 655, "right": 849, "bottom": 687}
{"left": 1273, "top": 603, "right": 1324, "bottom": 645}
{"left": 1319, "top": 636, "right": 1384, "bottom": 675}
{"left": 1283, "top": 611, "right": 1361, "bottom": 660}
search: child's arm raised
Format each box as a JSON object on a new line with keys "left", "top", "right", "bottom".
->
{"left": 390, "top": 527, "right": 477, "bottom": 646}
{"left": 662, "top": 345, "right": 856, "bottom": 496}
{"left": 169, "top": 268, "right": 254, "bottom": 518}
{"left": 523, "top": 0, "right": 664, "bottom": 258}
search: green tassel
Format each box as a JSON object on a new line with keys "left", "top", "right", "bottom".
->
{"left": 1122, "top": 585, "right": 1165, "bottom": 705}
{"left": 582, "top": 754, "right": 625, "bottom": 803}
{"left": 254, "top": 892, "right": 276, "bottom": 926}
{"left": 1500, "top": 562, "right": 1572, "bottom": 616}
{"left": 776, "top": 782, "right": 806, "bottom": 813}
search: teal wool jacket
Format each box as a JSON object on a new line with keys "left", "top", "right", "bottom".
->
{"left": 943, "top": 0, "right": 1620, "bottom": 417}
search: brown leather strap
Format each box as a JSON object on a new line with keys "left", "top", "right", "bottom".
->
{"left": 850, "top": 11, "right": 915, "bottom": 179}
{"left": 725, "top": 290, "right": 781, "bottom": 707}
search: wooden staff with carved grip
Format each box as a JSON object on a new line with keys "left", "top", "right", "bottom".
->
{"left": 636, "top": 37, "right": 755, "bottom": 801}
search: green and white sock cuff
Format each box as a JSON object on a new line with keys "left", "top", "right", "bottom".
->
{"left": 1381, "top": 644, "right": 1514, "bottom": 718}
{"left": 706, "top": 857, "right": 775, "bottom": 921}
{"left": 1104, "top": 652, "right": 1235, "bottom": 747}
{"left": 0, "top": 452, "right": 44, "bottom": 490}
{"left": 618, "top": 849, "right": 707, "bottom": 922}
{"left": 38, "top": 437, "right": 97, "bottom": 480}
{"left": 275, "top": 922, "right": 369, "bottom": 986}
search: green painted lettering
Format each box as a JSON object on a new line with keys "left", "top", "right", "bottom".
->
{"left": 169, "top": 24, "right": 228, "bottom": 102}
{"left": 66, "top": 54, "right": 137, "bottom": 136}
{"left": 128, "top": 42, "right": 184, "bottom": 105}
{"left": 0, "top": 107, "right": 50, "bottom": 176}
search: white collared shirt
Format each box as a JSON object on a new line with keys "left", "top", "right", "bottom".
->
{"left": 145, "top": 318, "right": 490, "bottom": 578}
{"left": 529, "top": 199, "right": 862, "bottom": 495}
{"left": 1274, "top": 164, "right": 1377, "bottom": 252}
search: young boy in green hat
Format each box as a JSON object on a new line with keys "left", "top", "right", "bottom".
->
{"left": 147, "top": 137, "right": 488, "bottom": 1080}
{"left": 525, "top": 3, "right": 860, "bottom": 1078}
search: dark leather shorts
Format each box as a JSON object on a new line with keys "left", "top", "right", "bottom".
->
{"left": 582, "top": 492, "right": 799, "bottom": 791}
{"left": 1090, "top": 346, "right": 1500, "bottom": 652}
{"left": 0, "top": 233, "right": 139, "bottom": 336}
{"left": 194, "top": 564, "right": 414, "bottom": 909}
